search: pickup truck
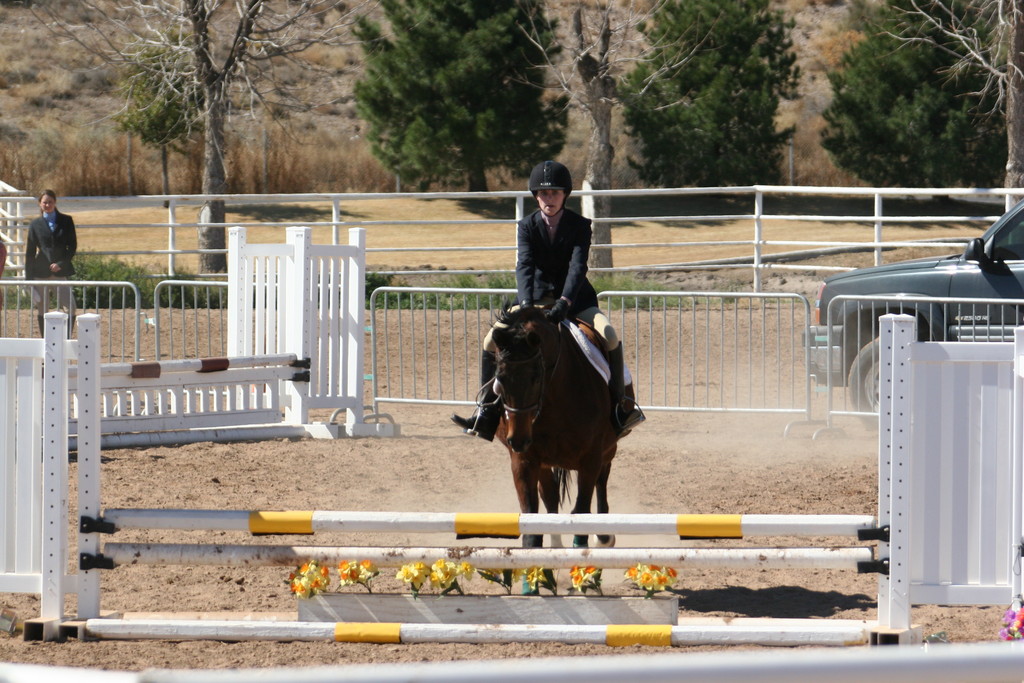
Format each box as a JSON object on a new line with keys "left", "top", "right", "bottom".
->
{"left": 806, "top": 198, "right": 1024, "bottom": 411}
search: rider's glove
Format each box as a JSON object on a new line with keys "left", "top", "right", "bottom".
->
{"left": 546, "top": 298, "right": 570, "bottom": 324}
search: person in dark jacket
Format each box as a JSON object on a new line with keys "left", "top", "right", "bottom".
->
{"left": 25, "top": 189, "right": 77, "bottom": 335}
{"left": 452, "top": 160, "right": 645, "bottom": 441}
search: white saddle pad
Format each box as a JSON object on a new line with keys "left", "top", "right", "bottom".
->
{"left": 563, "top": 320, "right": 631, "bottom": 386}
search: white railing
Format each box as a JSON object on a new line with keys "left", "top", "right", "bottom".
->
{"left": 0, "top": 185, "right": 1017, "bottom": 290}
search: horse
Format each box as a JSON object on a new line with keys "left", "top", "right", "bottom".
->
{"left": 489, "top": 303, "right": 620, "bottom": 551}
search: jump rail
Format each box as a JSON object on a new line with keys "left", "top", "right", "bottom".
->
{"left": 96, "top": 509, "right": 879, "bottom": 539}
{"left": 89, "top": 543, "right": 877, "bottom": 571}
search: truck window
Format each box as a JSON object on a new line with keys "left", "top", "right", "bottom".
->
{"left": 991, "top": 213, "right": 1024, "bottom": 260}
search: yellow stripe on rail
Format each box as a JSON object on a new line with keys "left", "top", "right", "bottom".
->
{"left": 334, "top": 622, "right": 402, "bottom": 643}
{"left": 676, "top": 514, "right": 743, "bottom": 538}
{"left": 605, "top": 624, "right": 673, "bottom": 647}
{"left": 248, "top": 511, "right": 314, "bottom": 535}
{"left": 454, "top": 512, "right": 521, "bottom": 538}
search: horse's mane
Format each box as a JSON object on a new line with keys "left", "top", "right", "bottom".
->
{"left": 493, "top": 301, "right": 550, "bottom": 360}
{"left": 496, "top": 300, "right": 547, "bottom": 327}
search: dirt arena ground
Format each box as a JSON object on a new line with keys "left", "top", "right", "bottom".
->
{"left": 0, "top": 404, "right": 1007, "bottom": 673}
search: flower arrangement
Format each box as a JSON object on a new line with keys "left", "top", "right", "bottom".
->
{"left": 287, "top": 559, "right": 331, "bottom": 599}
{"left": 395, "top": 561, "right": 430, "bottom": 597}
{"left": 999, "top": 605, "right": 1024, "bottom": 640}
{"left": 337, "top": 559, "right": 379, "bottom": 593}
{"left": 569, "top": 565, "right": 603, "bottom": 595}
{"left": 477, "top": 566, "right": 556, "bottom": 594}
{"left": 429, "top": 559, "right": 474, "bottom": 596}
{"left": 523, "top": 566, "right": 557, "bottom": 594}
{"left": 477, "top": 568, "right": 527, "bottom": 595}
{"left": 624, "top": 563, "right": 677, "bottom": 598}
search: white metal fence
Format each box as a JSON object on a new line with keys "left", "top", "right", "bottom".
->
{"left": 0, "top": 185, "right": 1017, "bottom": 288}
{"left": 367, "top": 287, "right": 815, "bottom": 420}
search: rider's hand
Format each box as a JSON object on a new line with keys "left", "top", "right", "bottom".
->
{"left": 546, "top": 298, "right": 570, "bottom": 323}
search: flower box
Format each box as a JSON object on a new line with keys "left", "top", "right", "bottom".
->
{"left": 298, "top": 593, "right": 678, "bottom": 625}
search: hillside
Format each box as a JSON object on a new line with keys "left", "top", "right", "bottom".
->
{"left": 0, "top": 0, "right": 856, "bottom": 193}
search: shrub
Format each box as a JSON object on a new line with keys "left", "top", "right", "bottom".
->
{"left": 72, "top": 252, "right": 156, "bottom": 308}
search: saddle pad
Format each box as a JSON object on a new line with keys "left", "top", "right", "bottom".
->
{"left": 563, "top": 320, "right": 632, "bottom": 386}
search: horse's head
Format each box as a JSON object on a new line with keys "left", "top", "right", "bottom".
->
{"left": 491, "top": 304, "right": 558, "bottom": 454}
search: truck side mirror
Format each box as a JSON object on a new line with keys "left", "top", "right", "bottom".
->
{"left": 963, "top": 237, "right": 997, "bottom": 270}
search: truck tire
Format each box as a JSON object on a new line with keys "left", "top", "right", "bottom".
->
{"left": 847, "top": 338, "right": 880, "bottom": 413}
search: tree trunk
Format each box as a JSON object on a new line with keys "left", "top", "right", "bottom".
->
{"left": 583, "top": 100, "right": 614, "bottom": 269}
{"left": 1007, "top": 3, "right": 1024, "bottom": 198}
{"left": 161, "top": 145, "right": 170, "bottom": 195}
{"left": 126, "top": 133, "right": 134, "bottom": 196}
{"left": 199, "top": 91, "right": 228, "bottom": 273}
{"left": 573, "top": 6, "right": 615, "bottom": 270}
{"left": 467, "top": 166, "right": 489, "bottom": 192}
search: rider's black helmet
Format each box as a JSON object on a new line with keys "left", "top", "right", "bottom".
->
{"left": 528, "top": 161, "right": 573, "bottom": 197}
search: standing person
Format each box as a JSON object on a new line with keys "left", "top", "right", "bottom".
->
{"left": 25, "top": 189, "right": 77, "bottom": 336}
{"left": 451, "top": 160, "right": 645, "bottom": 441}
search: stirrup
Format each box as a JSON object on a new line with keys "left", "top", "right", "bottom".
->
{"left": 450, "top": 404, "right": 500, "bottom": 442}
{"left": 614, "top": 399, "right": 646, "bottom": 438}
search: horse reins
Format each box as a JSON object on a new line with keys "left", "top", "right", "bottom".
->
{"left": 498, "top": 322, "right": 565, "bottom": 423}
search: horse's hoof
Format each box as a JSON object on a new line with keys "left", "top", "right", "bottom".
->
{"left": 572, "top": 535, "right": 589, "bottom": 548}
{"left": 596, "top": 534, "right": 616, "bottom": 548}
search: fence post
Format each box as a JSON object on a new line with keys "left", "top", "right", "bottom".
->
{"left": 285, "top": 227, "right": 312, "bottom": 425}
{"left": 227, "top": 227, "right": 247, "bottom": 356}
{"left": 1014, "top": 328, "right": 1024, "bottom": 605}
{"left": 39, "top": 313, "right": 69, "bottom": 639}
{"left": 343, "top": 228, "right": 367, "bottom": 428}
{"left": 75, "top": 314, "right": 101, "bottom": 619}
{"left": 752, "top": 190, "right": 763, "bottom": 292}
{"left": 877, "top": 314, "right": 915, "bottom": 630}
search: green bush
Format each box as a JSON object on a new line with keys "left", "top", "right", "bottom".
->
{"left": 72, "top": 252, "right": 157, "bottom": 308}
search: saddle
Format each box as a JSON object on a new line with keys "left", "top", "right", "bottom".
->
{"left": 562, "top": 318, "right": 626, "bottom": 386}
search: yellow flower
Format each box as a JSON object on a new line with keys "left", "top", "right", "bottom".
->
{"left": 430, "top": 559, "right": 467, "bottom": 594}
{"left": 569, "top": 565, "right": 602, "bottom": 594}
{"left": 287, "top": 559, "right": 331, "bottom": 599}
{"left": 623, "top": 562, "right": 677, "bottom": 598}
{"left": 396, "top": 562, "right": 429, "bottom": 596}
{"left": 337, "top": 559, "right": 380, "bottom": 592}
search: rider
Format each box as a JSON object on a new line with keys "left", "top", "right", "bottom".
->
{"left": 451, "top": 160, "right": 645, "bottom": 441}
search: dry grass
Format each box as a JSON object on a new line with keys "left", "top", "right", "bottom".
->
{"left": 0, "top": 1, "right": 857, "bottom": 196}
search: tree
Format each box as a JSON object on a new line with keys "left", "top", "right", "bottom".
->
{"left": 354, "top": 0, "right": 566, "bottom": 192}
{"left": 621, "top": 0, "right": 798, "bottom": 187}
{"left": 519, "top": 1, "right": 703, "bottom": 268}
{"left": 33, "top": 0, "right": 366, "bottom": 273}
{"left": 114, "top": 44, "right": 201, "bottom": 197}
{"left": 822, "top": 0, "right": 1005, "bottom": 187}
{"left": 892, "top": 0, "right": 1024, "bottom": 189}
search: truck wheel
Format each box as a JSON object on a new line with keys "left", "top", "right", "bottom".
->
{"left": 847, "top": 338, "right": 880, "bottom": 413}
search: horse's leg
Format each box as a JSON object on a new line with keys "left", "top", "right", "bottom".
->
{"left": 594, "top": 461, "right": 615, "bottom": 548}
{"left": 539, "top": 468, "right": 563, "bottom": 548}
{"left": 511, "top": 455, "right": 543, "bottom": 549}
{"left": 569, "top": 468, "right": 601, "bottom": 548}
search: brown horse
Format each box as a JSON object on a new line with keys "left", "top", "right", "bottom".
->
{"left": 490, "top": 303, "right": 619, "bottom": 550}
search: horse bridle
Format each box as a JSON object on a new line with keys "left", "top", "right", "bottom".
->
{"left": 495, "top": 324, "right": 564, "bottom": 424}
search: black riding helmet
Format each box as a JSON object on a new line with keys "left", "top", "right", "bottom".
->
{"left": 528, "top": 160, "right": 572, "bottom": 197}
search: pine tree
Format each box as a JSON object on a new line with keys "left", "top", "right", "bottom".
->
{"left": 621, "top": 0, "right": 798, "bottom": 187}
{"left": 822, "top": 0, "right": 1005, "bottom": 187}
{"left": 354, "top": 0, "right": 566, "bottom": 191}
